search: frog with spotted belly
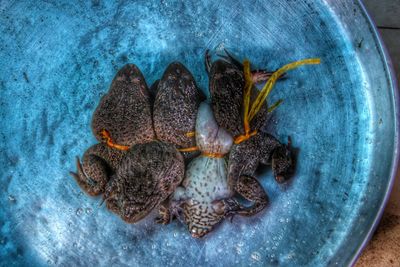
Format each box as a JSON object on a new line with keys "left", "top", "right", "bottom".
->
{"left": 166, "top": 103, "right": 279, "bottom": 238}
{"left": 158, "top": 51, "right": 304, "bottom": 237}
{"left": 171, "top": 102, "right": 243, "bottom": 238}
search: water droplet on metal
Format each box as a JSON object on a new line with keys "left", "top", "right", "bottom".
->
{"left": 251, "top": 252, "right": 261, "bottom": 262}
{"left": 76, "top": 208, "right": 83, "bottom": 216}
{"left": 8, "top": 195, "right": 16, "bottom": 202}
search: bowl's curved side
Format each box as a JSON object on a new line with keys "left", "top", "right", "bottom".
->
{"left": 322, "top": 0, "right": 400, "bottom": 265}
{"left": 349, "top": 0, "right": 400, "bottom": 265}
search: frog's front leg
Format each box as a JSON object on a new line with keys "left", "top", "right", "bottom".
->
{"left": 213, "top": 175, "right": 268, "bottom": 218}
{"left": 155, "top": 187, "right": 187, "bottom": 225}
{"left": 155, "top": 198, "right": 173, "bottom": 225}
{"left": 214, "top": 198, "right": 242, "bottom": 217}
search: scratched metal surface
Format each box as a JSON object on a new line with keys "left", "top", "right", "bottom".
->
{"left": 0, "top": 0, "right": 398, "bottom": 266}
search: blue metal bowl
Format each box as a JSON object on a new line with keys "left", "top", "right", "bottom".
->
{"left": 0, "top": 0, "right": 398, "bottom": 266}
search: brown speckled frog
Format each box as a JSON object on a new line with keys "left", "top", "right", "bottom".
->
{"left": 103, "top": 141, "right": 184, "bottom": 223}
{"left": 70, "top": 62, "right": 203, "bottom": 223}
{"left": 206, "top": 50, "right": 295, "bottom": 217}
{"left": 71, "top": 64, "right": 155, "bottom": 197}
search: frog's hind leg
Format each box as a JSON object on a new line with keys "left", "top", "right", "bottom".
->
{"left": 70, "top": 154, "right": 111, "bottom": 196}
{"left": 217, "top": 48, "right": 243, "bottom": 70}
{"left": 233, "top": 174, "right": 269, "bottom": 217}
{"left": 218, "top": 48, "right": 283, "bottom": 84}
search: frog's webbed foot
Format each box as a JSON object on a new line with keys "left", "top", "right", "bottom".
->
{"left": 217, "top": 48, "right": 243, "bottom": 70}
{"left": 155, "top": 203, "right": 172, "bottom": 225}
{"left": 251, "top": 70, "right": 274, "bottom": 84}
{"left": 70, "top": 155, "right": 110, "bottom": 196}
{"left": 218, "top": 48, "right": 285, "bottom": 84}
{"left": 155, "top": 196, "right": 185, "bottom": 225}
{"left": 233, "top": 174, "right": 269, "bottom": 217}
{"left": 220, "top": 198, "right": 243, "bottom": 219}
{"left": 209, "top": 197, "right": 241, "bottom": 222}
{"left": 70, "top": 143, "right": 126, "bottom": 196}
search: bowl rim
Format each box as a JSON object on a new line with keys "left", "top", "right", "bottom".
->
{"left": 351, "top": 0, "right": 400, "bottom": 265}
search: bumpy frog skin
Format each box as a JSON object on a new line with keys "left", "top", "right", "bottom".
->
{"left": 71, "top": 143, "right": 126, "bottom": 196}
{"left": 207, "top": 50, "right": 294, "bottom": 216}
{"left": 103, "top": 141, "right": 184, "bottom": 223}
{"left": 153, "top": 62, "right": 205, "bottom": 160}
{"left": 71, "top": 64, "right": 155, "bottom": 197}
{"left": 206, "top": 50, "right": 270, "bottom": 137}
{"left": 71, "top": 63, "right": 197, "bottom": 223}
{"left": 92, "top": 64, "right": 155, "bottom": 146}
{"left": 227, "top": 133, "right": 293, "bottom": 216}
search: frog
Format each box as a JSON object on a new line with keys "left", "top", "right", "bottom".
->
{"left": 102, "top": 141, "right": 184, "bottom": 223}
{"left": 206, "top": 50, "right": 294, "bottom": 217}
{"left": 70, "top": 64, "right": 155, "bottom": 197}
{"left": 166, "top": 102, "right": 244, "bottom": 238}
{"left": 70, "top": 63, "right": 193, "bottom": 223}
